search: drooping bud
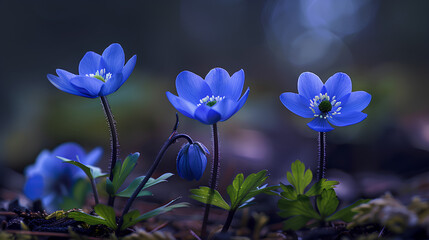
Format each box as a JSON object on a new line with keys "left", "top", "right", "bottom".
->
{"left": 176, "top": 142, "right": 209, "bottom": 181}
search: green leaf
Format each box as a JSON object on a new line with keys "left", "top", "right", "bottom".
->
{"left": 94, "top": 204, "right": 117, "bottom": 230}
{"left": 190, "top": 187, "right": 230, "bottom": 210}
{"left": 238, "top": 185, "right": 279, "bottom": 209}
{"left": 316, "top": 189, "right": 339, "bottom": 218}
{"left": 278, "top": 195, "right": 320, "bottom": 219}
{"left": 120, "top": 200, "right": 189, "bottom": 230}
{"left": 60, "top": 179, "right": 91, "bottom": 210}
{"left": 283, "top": 215, "right": 312, "bottom": 231}
{"left": 112, "top": 153, "right": 140, "bottom": 193}
{"left": 326, "top": 199, "right": 370, "bottom": 222}
{"left": 227, "top": 173, "right": 244, "bottom": 206}
{"left": 121, "top": 210, "right": 140, "bottom": 230}
{"left": 106, "top": 178, "right": 115, "bottom": 195}
{"left": 58, "top": 157, "right": 108, "bottom": 180}
{"left": 305, "top": 178, "right": 339, "bottom": 197}
{"left": 228, "top": 170, "right": 273, "bottom": 210}
{"left": 280, "top": 183, "right": 298, "bottom": 200}
{"left": 68, "top": 211, "right": 108, "bottom": 226}
{"left": 287, "top": 160, "right": 312, "bottom": 194}
{"left": 116, "top": 173, "right": 173, "bottom": 198}
{"left": 113, "top": 160, "right": 122, "bottom": 180}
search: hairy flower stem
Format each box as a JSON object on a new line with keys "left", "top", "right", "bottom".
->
{"left": 100, "top": 96, "right": 119, "bottom": 207}
{"left": 221, "top": 209, "right": 236, "bottom": 233}
{"left": 90, "top": 178, "right": 99, "bottom": 205}
{"left": 117, "top": 115, "right": 193, "bottom": 232}
{"left": 317, "top": 132, "right": 326, "bottom": 181}
{"left": 201, "top": 123, "right": 219, "bottom": 240}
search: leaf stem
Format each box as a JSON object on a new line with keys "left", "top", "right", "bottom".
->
{"left": 90, "top": 178, "right": 99, "bottom": 205}
{"left": 117, "top": 114, "right": 193, "bottom": 231}
{"left": 100, "top": 96, "right": 119, "bottom": 207}
{"left": 317, "top": 132, "right": 326, "bottom": 181}
{"left": 221, "top": 209, "right": 236, "bottom": 233}
{"left": 201, "top": 123, "right": 220, "bottom": 239}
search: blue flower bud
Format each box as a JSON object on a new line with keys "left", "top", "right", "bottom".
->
{"left": 176, "top": 142, "right": 209, "bottom": 181}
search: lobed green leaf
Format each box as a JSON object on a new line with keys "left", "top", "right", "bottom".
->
{"left": 94, "top": 204, "right": 117, "bottom": 230}
{"left": 116, "top": 173, "right": 173, "bottom": 198}
{"left": 278, "top": 195, "right": 320, "bottom": 219}
{"left": 316, "top": 189, "right": 339, "bottom": 218}
{"left": 68, "top": 211, "right": 108, "bottom": 226}
{"left": 58, "top": 157, "right": 108, "bottom": 180}
{"left": 120, "top": 200, "right": 189, "bottom": 230}
{"left": 326, "top": 199, "right": 370, "bottom": 222}
{"left": 228, "top": 170, "right": 273, "bottom": 210}
{"left": 190, "top": 187, "right": 230, "bottom": 210}
{"left": 280, "top": 183, "right": 298, "bottom": 200}
{"left": 112, "top": 153, "right": 140, "bottom": 193}
{"left": 105, "top": 178, "right": 115, "bottom": 195}
{"left": 287, "top": 160, "right": 313, "bottom": 194}
{"left": 305, "top": 178, "right": 339, "bottom": 197}
{"left": 283, "top": 215, "right": 312, "bottom": 231}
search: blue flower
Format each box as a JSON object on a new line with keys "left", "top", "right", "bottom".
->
{"left": 280, "top": 72, "right": 371, "bottom": 132}
{"left": 47, "top": 43, "right": 137, "bottom": 98}
{"left": 176, "top": 142, "right": 209, "bottom": 181}
{"left": 23, "top": 143, "right": 102, "bottom": 212}
{"left": 166, "top": 68, "right": 250, "bottom": 125}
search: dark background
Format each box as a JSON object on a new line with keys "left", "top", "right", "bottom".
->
{"left": 1, "top": 0, "right": 428, "bottom": 203}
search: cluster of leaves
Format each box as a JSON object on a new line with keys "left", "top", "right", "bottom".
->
{"left": 190, "top": 170, "right": 278, "bottom": 212}
{"left": 68, "top": 200, "right": 187, "bottom": 231}
{"left": 278, "top": 160, "right": 369, "bottom": 230}
{"left": 59, "top": 153, "right": 187, "bottom": 230}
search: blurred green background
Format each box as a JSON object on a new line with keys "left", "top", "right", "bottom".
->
{"left": 1, "top": 0, "right": 428, "bottom": 202}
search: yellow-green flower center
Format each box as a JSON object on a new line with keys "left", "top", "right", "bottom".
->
{"left": 197, "top": 95, "right": 225, "bottom": 107}
{"left": 86, "top": 69, "right": 112, "bottom": 82}
{"left": 309, "top": 93, "right": 343, "bottom": 119}
{"left": 318, "top": 100, "right": 332, "bottom": 113}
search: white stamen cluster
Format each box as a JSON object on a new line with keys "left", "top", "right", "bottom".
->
{"left": 197, "top": 95, "right": 226, "bottom": 107}
{"left": 86, "top": 68, "right": 112, "bottom": 82}
{"left": 309, "top": 93, "right": 342, "bottom": 119}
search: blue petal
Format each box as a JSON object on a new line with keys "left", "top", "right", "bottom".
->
{"left": 307, "top": 117, "right": 334, "bottom": 132}
{"left": 24, "top": 174, "right": 44, "bottom": 200}
{"left": 280, "top": 92, "right": 314, "bottom": 118}
{"left": 234, "top": 87, "right": 250, "bottom": 114}
{"left": 79, "top": 51, "right": 101, "bottom": 75}
{"left": 212, "top": 99, "right": 238, "bottom": 121}
{"left": 341, "top": 91, "right": 371, "bottom": 114}
{"left": 194, "top": 105, "right": 222, "bottom": 125}
{"left": 177, "top": 145, "right": 193, "bottom": 180}
{"left": 298, "top": 72, "right": 323, "bottom": 99}
{"left": 121, "top": 55, "right": 137, "bottom": 85}
{"left": 83, "top": 147, "right": 103, "bottom": 166}
{"left": 205, "top": 68, "right": 244, "bottom": 101}
{"left": 56, "top": 69, "right": 76, "bottom": 81}
{"left": 176, "top": 71, "right": 212, "bottom": 104}
{"left": 42, "top": 193, "right": 60, "bottom": 212}
{"left": 187, "top": 145, "right": 200, "bottom": 180}
{"left": 25, "top": 150, "right": 51, "bottom": 177}
{"left": 189, "top": 145, "right": 206, "bottom": 180}
{"left": 101, "top": 43, "right": 125, "bottom": 73}
{"left": 229, "top": 69, "right": 245, "bottom": 101}
{"left": 328, "top": 111, "right": 367, "bottom": 127}
{"left": 325, "top": 72, "right": 352, "bottom": 100}
{"left": 218, "top": 88, "right": 249, "bottom": 122}
{"left": 53, "top": 142, "right": 86, "bottom": 161}
{"left": 99, "top": 73, "right": 123, "bottom": 96}
{"left": 70, "top": 76, "right": 104, "bottom": 98}
{"left": 166, "top": 92, "right": 197, "bottom": 119}
{"left": 47, "top": 74, "right": 89, "bottom": 97}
